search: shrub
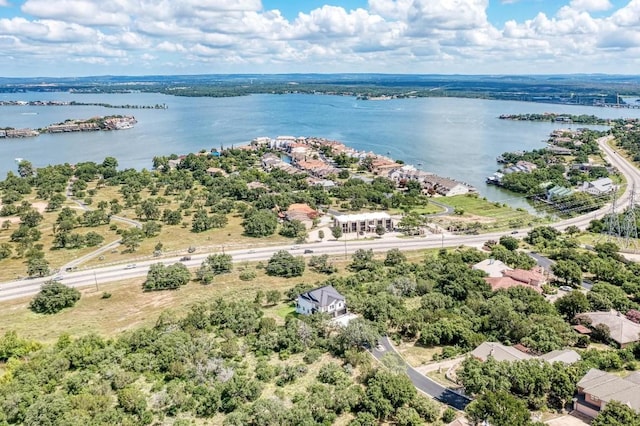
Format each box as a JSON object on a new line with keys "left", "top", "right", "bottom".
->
{"left": 30, "top": 281, "right": 81, "bottom": 314}
{"left": 239, "top": 269, "right": 257, "bottom": 281}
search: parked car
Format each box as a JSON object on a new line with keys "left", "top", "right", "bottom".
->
{"left": 559, "top": 285, "right": 573, "bottom": 292}
{"left": 125, "top": 264, "right": 137, "bottom": 270}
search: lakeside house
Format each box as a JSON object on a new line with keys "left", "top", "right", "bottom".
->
{"left": 296, "top": 285, "right": 347, "bottom": 317}
{"left": 574, "top": 368, "right": 640, "bottom": 418}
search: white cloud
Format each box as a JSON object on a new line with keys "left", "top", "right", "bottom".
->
{"left": 569, "top": 0, "right": 613, "bottom": 12}
{"left": 0, "top": 0, "right": 638, "bottom": 75}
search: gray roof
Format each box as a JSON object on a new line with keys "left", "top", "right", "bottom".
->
{"left": 471, "top": 342, "right": 532, "bottom": 362}
{"left": 579, "top": 311, "right": 640, "bottom": 345}
{"left": 578, "top": 368, "right": 640, "bottom": 411}
{"left": 299, "top": 285, "right": 345, "bottom": 308}
{"left": 471, "top": 342, "right": 581, "bottom": 365}
{"left": 539, "top": 349, "right": 581, "bottom": 364}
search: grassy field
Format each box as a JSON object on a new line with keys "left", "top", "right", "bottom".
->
{"left": 394, "top": 341, "right": 441, "bottom": 366}
{"left": 0, "top": 263, "right": 343, "bottom": 344}
{"left": 435, "top": 193, "right": 546, "bottom": 231}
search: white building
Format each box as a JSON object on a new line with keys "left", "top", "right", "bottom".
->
{"left": 334, "top": 212, "right": 393, "bottom": 234}
{"left": 580, "top": 177, "right": 615, "bottom": 196}
{"left": 296, "top": 285, "right": 347, "bottom": 317}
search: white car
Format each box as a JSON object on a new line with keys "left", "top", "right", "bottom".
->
{"left": 125, "top": 264, "right": 137, "bottom": 270}
{"left": 559, "top": 286, "right": 573, "bottom": 292}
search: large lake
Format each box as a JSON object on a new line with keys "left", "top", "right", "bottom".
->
{"left": 1, "top": 92, "right": 638, "bottom": 206}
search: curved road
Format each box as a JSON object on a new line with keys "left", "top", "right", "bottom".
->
{"left": 1, "top": 136, "right": 637, "bottom": 301}
{"left": 372, "top": 336, "right": 471, "bottom": 410}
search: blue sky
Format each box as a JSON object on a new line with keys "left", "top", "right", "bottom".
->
{"left": 0, "top": 0, "right": 639, "bottom": 76}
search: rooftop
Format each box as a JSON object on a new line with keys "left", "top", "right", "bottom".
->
{"left": 334, "top": 212, "right": 391, "bottom": 223}
{"left": 578, "top": 311, "right": 640, "bottom": 346}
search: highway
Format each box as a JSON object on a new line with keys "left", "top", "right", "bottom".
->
{"left": 1, "top": 135, "right": 637, "bottom": 302}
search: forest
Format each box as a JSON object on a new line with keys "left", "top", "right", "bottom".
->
{"left": 3, "top": 225, "right": 640, "bottom": 424}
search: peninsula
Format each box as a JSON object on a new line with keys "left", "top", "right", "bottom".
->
{"left": 0, "top": 115, "right": 137, "bottom": 139}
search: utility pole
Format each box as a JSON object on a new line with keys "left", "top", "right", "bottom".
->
{"left": 94, "top": 271, "right": 99, "bottom": 291}
{"left": 344, "top": 234, "right": 348, "bottom": 260}
{"left": 441, "top": 233, "right": 444, "bottom": 249}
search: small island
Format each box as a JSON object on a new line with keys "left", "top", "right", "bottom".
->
{"left": 0, "top": 115, "right": 137, "bottom": 139}
{"left": 498, "top": 113, "right": 612, "bottom": 125}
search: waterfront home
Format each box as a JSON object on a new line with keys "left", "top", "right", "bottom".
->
{"left": 574, "top": 368, "right": 640, "bottom": 418}
{"left": 546, "top": 145, "right": 573, "bottom": 155}
{"left": 334, "top": 212, "right": 393, "bottom": 234}
{"left": 423, "top": 176, "right": 474, "bottom": 197}
{"left": 296, "top": 285, "right": 347, "bottom": 317}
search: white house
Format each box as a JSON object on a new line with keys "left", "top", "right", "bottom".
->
{"left": 296, "top": 285, "right": 347, "bottom": 317}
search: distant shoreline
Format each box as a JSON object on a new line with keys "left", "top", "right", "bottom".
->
{"left": 0, "top": 115, "right": 137, "bottom": 139}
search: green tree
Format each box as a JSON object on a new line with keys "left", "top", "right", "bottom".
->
{"left": 266, "top": 250, "right": 305, "bottom": 277}
{"left": 265, "top": 290, "right": 281, "bottom": 305}
{"left": 466, "top": 390, "right": 532, "bottom": 426}
{"left": 308, "top": 254, "right": 337, "bottom": 274}
{"left": 243, "top": 209, "right": 278, "bottom": 237}
{"left": 331, "top": 226, "right": 343, "bottom": 240}
{"left": 0, "top": 242, "right": 12, "bottom": 260}
{"left": 591, "top": 400, "right": 640, "bottom": 426}
{"left": 384, "top": 248, "right": 407, "bottom": 266}
{"left": 17, "top": 159, "right": 34, "bottom": 178}
{"left": 121, "top": 228, "right": 144, "bottom": 252}
{"left": 143, "top": 263, "right": 191, "bottom": 291}
{"left": 337, "top": 318, "right": 380, "bottom": 351}
{"left": 196, "top": 254, "right": 233, "bottom": 284}
{"left": 279, "top": 219, "right": 307, "bottom": 239}
{"left": 555, "top": 291, "right": 590, "bottom": 320}
{"left": 318, "top": 229, "right": 325, "bottom": 240}
{"left": 350, "top": 249, "right": 377, "bottom": 271}
{"left": 27, "top": 256, "right": 50, "bottom": 277}
{"left": 499, "top": 235, "right": 519, "bottom": 251}
{"left": 552, "top": 260, "right": 582, "bottom": 286}
{"left": 398, "top": 211, "right": 424, "bottom": 235}
{"left": 30, "top": 281, "right": 81, "bottom": 314}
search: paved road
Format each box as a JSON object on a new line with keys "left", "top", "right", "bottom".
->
{"left": 528, "top": 251, "right": 594, "bottom": 290}
{"left": 372, "top": 336, "right": 471, "bottom": 410}
{"left": 0, "top": 135, "right": 636, "bottom": 301}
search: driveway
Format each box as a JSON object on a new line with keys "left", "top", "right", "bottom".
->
{"left": 371, "top": 337, "right": 471, "bottom": 410}
{"left": 545, "top": 413, "right": 591, "bottom": 426}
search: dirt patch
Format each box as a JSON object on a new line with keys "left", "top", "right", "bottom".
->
{"left": 0, "top": 201, "right": 48, "bottom": 225}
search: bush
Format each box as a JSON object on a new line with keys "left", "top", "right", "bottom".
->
{"left": 30, "top": 281, "right": 81, "bottom": 314}
{"left": 239, "top": 269, "right": 257, "bottom": 281}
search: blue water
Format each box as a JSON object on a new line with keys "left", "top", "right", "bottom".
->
{"left": 1, "top": 92, "right": 637, "bottom": 206}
